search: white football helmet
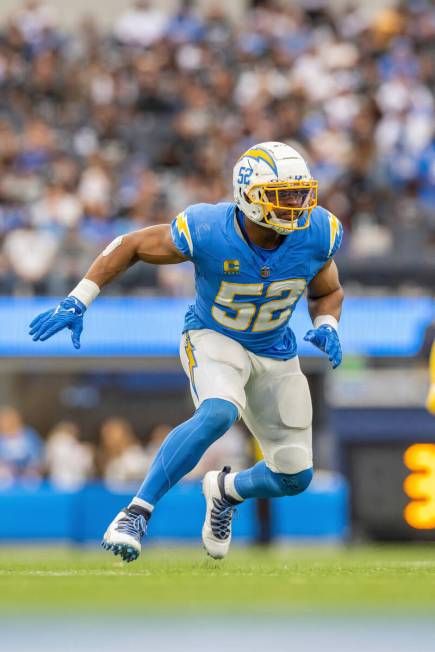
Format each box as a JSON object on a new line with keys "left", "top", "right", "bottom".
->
{"left": 233, "top": 141, "right": 318, "bottom": 235}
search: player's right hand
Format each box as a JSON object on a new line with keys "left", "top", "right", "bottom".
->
{"left": 29, "top": 296, "right": 86, "bottom": 350}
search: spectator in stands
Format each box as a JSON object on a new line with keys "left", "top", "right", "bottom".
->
{"left": 0, "top": 406, "right": 43, "bottom": 485}
{"left": 114, "top": 0, "right": 167, "bottom": 47}
{"left": 2, "top": 222, "right": 59, "bottom": 294}
{"left": 45, "top": 421, "right": 94, "bottom": 489}
{"left": 98, "top": 417, "right": 148, "bottom": 487}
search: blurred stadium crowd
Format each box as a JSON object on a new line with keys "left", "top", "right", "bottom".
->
{"left": 0, "top": 404, "right": 249, "bottom": 489}
{"left": 0, "top": 0, "right": 434, "bottom": 296}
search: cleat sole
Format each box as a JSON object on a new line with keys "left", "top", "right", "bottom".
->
{"left": 203, "top": 544, "right": 224, "bottom": 560}
{"left": 101, "top": 539, "right": 140, "bottom": 562}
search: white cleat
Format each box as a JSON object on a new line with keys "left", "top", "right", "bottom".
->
{"left": 101, "top": 507, "right": 148, "bottom": 563}
{"left": 202, "top": 466, "right": 241, "bottom": 560}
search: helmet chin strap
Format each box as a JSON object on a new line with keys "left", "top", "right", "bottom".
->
{"left": 243, "top": 210, "right": 292, "bottom": 236}
{"left": 264, "top": 205, "right": 311, "bottom": 234}
{"left": 266, "top": 221, "right": 292, "bottom": 236}
{"left": 249, "top": 215, "right": 292, "bottom": 236}
{"left": 263, "top": 210, "right": 297, "bottom": 235}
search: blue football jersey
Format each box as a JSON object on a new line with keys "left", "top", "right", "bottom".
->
{"left": 171, "top": 202, "right": 342, "bottom": 359}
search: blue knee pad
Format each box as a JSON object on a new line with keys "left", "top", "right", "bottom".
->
{"left": 276, "top": 467, "right": 313, "bottom": 496}
{"left": 234, "top": 461, "right": 313, "bottom": 499}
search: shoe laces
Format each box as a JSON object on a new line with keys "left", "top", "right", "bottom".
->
{"left": 116, "top": 512, "right": 147, "bottom": 541}
{"left": 210, "top": 497, "right": 237, "bottom": 541}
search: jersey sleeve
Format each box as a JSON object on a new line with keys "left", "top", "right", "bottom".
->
{"left": 170, "top": 204, "right": 206, "bottom": 261}
{"left": 322, "top": 209, "right": 343, "bottom": 261}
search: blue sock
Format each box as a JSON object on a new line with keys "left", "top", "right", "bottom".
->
{"left": 135, "top": 398, "right": 238, "bottom": 506}
{"left": 234, "top": 461, "right": 313, "bottom": 499}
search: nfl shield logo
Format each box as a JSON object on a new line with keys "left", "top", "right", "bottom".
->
{"left": 260, "top": 266, "right": 270, "bottom": 278}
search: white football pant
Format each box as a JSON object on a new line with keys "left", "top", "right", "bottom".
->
{"left": 180, "top": 329, "right": 312, "bottom": 475}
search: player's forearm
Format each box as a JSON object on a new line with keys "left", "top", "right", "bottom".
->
{"left": 84, "top": 232, "right": 141, "bottom": 289}
{"left": 308, "top": 286, "right": 344, "bottom": 325}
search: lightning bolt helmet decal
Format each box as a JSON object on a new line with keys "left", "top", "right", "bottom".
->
{"left": 239, "top": 147, "right": 278, "bottom": 177}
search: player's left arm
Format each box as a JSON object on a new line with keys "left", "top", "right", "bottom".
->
{"left": 304, "top": 260, "right": 344, "bottom": 369}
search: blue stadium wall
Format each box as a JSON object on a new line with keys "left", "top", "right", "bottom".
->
{"left": 1, "top": 296, "right": 433, "bottom": 357}
{"left": 0, "top": 476, "right": 348, "bottom": 543}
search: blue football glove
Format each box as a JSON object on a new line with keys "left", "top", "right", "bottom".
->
{"left": 29, "top": 296, "right": 86, "bottom": 350}
{"left": 303, "top": 324, "right": 342, "bottom": 369}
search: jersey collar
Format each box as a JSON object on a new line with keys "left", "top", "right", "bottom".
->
{"left": 231, "top": 206, "right": 295, "bottom": 274}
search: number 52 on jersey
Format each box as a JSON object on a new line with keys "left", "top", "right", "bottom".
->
{"left": 211, "top": 279, "right": 306, "bottom": 333}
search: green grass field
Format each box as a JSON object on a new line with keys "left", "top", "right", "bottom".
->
{"left": 1, "top": 545, "right": 435, "bottom": 614}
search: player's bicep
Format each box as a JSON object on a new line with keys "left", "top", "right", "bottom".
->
{"left": 308, "top": 260, "right": 342, "bottom": 299}
{"left": 135, "top": 224, "right": 188, "bottom": 264}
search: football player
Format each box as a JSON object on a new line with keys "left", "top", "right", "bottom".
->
{"left": 29, "top": 142, "right": 344, "bottom": 561}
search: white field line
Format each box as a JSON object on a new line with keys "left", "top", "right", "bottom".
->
{"left": 0, "top": 569, "right": 278, "bottom": 577}
{"left": 0, "top": 569, "right": 153, "bottom": 577}
{"left": 1, "top": 560, "right": 435, "bottom": 578}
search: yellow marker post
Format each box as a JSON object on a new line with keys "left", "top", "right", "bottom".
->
{"left": 403, "top": 444, "right": 435, "bottom": 529}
